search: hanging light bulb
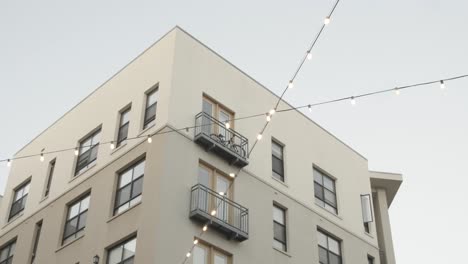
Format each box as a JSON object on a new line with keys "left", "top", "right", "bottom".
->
{"left": 257, "top": 134, "right": 263, "bottom": 140}
{"left": 269, "top": 109, "right": 276, "bottom": 115}
{"left": 308, "top": 105, "right": 312, "bottom": 112}
{"left": 229, "top": 173, "right": 235, "bottom": 178}
{"left": 7, "top": 159, "right": 11, "bottom": 167}
{"left": 186, "top": 252, "right": 191, "bottom": 258}
{"left": 219, "top": 192, "right": 225, "bottom": 196}
{"left": 110, "top": 142, "right": 115, "bottom": 150}
{"left": 266, "top": 115, "right": 271, "bottom": 122}
{"left": 40, "top": 153, "right": 45, "bottom": 162}
{"left": 147, "top": 135, "right": 152, "bottom": 144}
{"left": 324, "top": 16, "right": 331, "bottom": 25}
{"left": 395, "top": 88, "right": 401, "bottom": 95}
{"left": 74, "top": 148, "right": 79, "bottom": 156}
{"left": 288, "top": 81, "right": 294, "bottom": 89}
{"left": 202, "top": 225, "right": 208, "bottom": 232}
{"left": 307, "top": 51, "right": 312, "bottom": 60}
{"left": 440, "top": 80, "right": 445, "bottom": 90}
{"left": 193, "top": 239, "right": 199, "bottom": 245}
{"left": 211, "top": 210, "right": 217, "bottom": 216}
{"left": 225, "top": 122, "right": 230, "bottom": 129}
{"left": 350, "top": 97, "right": 356, "bottom": 105}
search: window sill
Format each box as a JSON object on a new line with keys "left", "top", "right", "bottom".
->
{"left": 107, "top": 201, "right": 142, "bottom": 224}
{"left": 56, "top": 234, "right": 84, "bottom": 253}
{"left": 111, "top": 142, "right": 127, "bottom": 155}
{"left": 69, "top": 163, "right": 97, "bottom": 183}
{"left": 364, "top": 231, "right": 374, "bottom": 238}
{"left": 138, "top": 123, "right": 155, "bottom": 137}
{"left": 39, "top": 195, "right": 49, "bottom": 204}
{"left": 3, "top": 212, "right": 24, "bottom": 229}
{"left": 315, "top": 202, "right": 342, "bottom": 220}
{"left": 273, "top": 247, "right": 292, "bottom": 258}
{"left": 271, "top": 176, "right": 289, "bottom": 188}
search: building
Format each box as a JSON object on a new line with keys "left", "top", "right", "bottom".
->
{"left": 0, "top": 27, "right": 402, "bottom": 264}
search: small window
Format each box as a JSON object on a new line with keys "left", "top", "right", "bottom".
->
{"left": 317, "top": 230, "right": 342, "bottom": 264}
{"left": 44, "top": 159, "right": 56, "bottom": 197}
{"left": 107, "top": 236, "right": 137, "bottom": 264}
{"left": 271, "top": 140, "right": 285, "bottom": 182}
{"left": 9, "top": 180, "right": 31, "bottom": 221}
{"left": 273, "top": 204, "right": 287, "bottom": 251}
{"left": 30, "top": 220, "right": 43, "bottom": 263}
{"left": 0, "top": 239, "right": 16, "bottom": 264}
{"left": 368, "top": 255, "right": 375, "bottom": 264}
{"left": 314, "top": 168, "right": 338, "bottom": 214}
{"left": 75, "top": 129, "right": 101, "bottom": 175}
{"left": 63, "top": 194, "right": 90, "bottom": 244}
{"left": 117, "top": 108, "right": 131, "bottom": 147}
{"left": 143, "top": 88, "right": 158, "bottom": 129}
{"left": 114, "top": 159, "right": 145, "bottom": 215}
{"left": 193, "top": 240, "right": 231, "bottom": 264}
{"left": 361, "top": 194, "right": 374, "bottom": 233}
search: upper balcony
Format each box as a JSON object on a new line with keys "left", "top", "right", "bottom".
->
{"left": 194, "top": 112, "right": 249, "bottom": 167}
{"left": 189, "top": 184, "right": 249, "bottom": 242}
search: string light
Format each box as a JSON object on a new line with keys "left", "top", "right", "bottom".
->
{"left": 110, "top": 142, "right": 115, "bottom": 150}
{"left": 210, "top": 210, "right": 217, "bottom": 216}
{"left": 74, "top": 148, "right": 79, "bottom": 156}
{"left": 307, "top": 51, "right": 312, "bottom": 60}
{"left": 219, "top": 192, "right": 225, "bottom": 196}
{"left": 269, "top": 109, "right": 276, "bottom": 115}
{"left": 308, "top": 105, "right": 312, "bottom": 112}
{"left": 202, "top": 225, "right": 208, "bottom": 232}
{"left": 225, "top": 122, "right": 230, "bottom": 129}
{"left": 229, "top": 173, "right": 235, "bottom": 178}
{"left": 257, "top": 134, "right": 263, "bottom": 140}
{"left": 440, "top": 80, "right": 445, "bottom": 90}
{"left": 266, "top": 115, "right": 271, "bottom": 122}
{"left": 395, "top": 87, "right": 400, "bottom": 95}
{"left": 324, "top": 16, "right": 331, "bottom": 25}
{"left": 350, "top": 97, "right": 356, "bottom": 105}
{"left": 7, "top": 159, "right": 11, "bottom": 167}
{"left": 193, "top": 239, "right": 199, "bottom": 245}
{"left": 288, "top": 81, "right": 294, "bottom": 89}
{"left": 147, "top": 135, "right": 152, "bottom": 144}
{"left": 40, "top": 153, "right": 44, "bottom": 162}
{"left": 186, "top": 252, "right": 191, "bottom": 258}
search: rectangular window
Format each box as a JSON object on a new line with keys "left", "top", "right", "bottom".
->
{"left": 114, "top": 159, "right": 145, "bottom": 215}
{"left": 44, "top": 159, "right": 56, "bottom": 197}
{"left": 271, "top": 140, "right": 284, "bottom": 182}
{"left": 368, "top": 255, "right": 374, "bottom": 264}
{"left": 317, "top": 230, "right": 342, "bottom": 264}
{"left": 314, "top": 168, "right": 338, "bottom": 214}
{"left": 361, "top": 194, "right": 374, "bottom": 233}
{"left": 273, "top": 204, "right": 287, "bottom": 251}
{"left": 31, "top": 220, "right": 42, "bottom": 264}
{"left": 117, "top": 108, "right": 131, "bottom": 147}
{"left": 143, "top": 88, "right": 158, "bottom": 129}
{"left": 63, "top": 194, "right": 90, "bottom": 244}
{"left": 201, "top": 96, "right": 234, "bottom": 137}
{"left": 107, "top": 236, "right": 137, "bottom": 264}
{"left": 0, "top": 239, "right": 16, "bottom": 264}
{"left": 9, "top": 180, "right": 31, "bottom": 221}
{"left": 75, "top": 129, "right": 101, "bottom": 175}
{"left": 193, "top": 240, "right": 231, "bottom": 264}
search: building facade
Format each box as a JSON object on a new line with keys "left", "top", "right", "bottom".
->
{"left": 0, "top": 27, "right": 402, "bottom": 264}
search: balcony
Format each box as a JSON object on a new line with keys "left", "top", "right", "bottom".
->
{"left": 189, "top": 184, "right": 249, "bottom": 242}
{"left": 194, "top": 112, "right": 249, "bottom": 167}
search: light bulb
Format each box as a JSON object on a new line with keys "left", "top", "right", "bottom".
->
{"left": 193, "top": 239, "right": 199, "bottom": 245}
{"left": 440, "top": 80, "right": 445, "bottom": 90}
{"left": 257, "top": 134, "right": 263, "bottom": 140}
{"left": 40, "top": 154, "right": 44, "bottom": 162}
{"left": 229, "top": 173, "right": 235, "bottom": 178}
{"left": 110, "top": 142, "right": 115, "bottom": 150}
{"left": 225, "top": 122, "right": 230, "bottom": 129}
{"left": 219, "top": 192, "right": 225, "bottom": 196}
{"left": 211, "top": 210, "right": 217, "bottom": 216}
{"left": 350, "top": 97, "right": 356, "bottom": 105}
{"left": 186, "top": 252, "right": 191, "bottom": 258}
{"left": 74, "top": 148, "right": 79, "bottom": 156}
{"left": 308, "top": 105, "right": 312, "bottom": 112}
{"left": 147, "top": 136, "right": 152, "bottom": 144}
{"left": 269, "top": 109, "right": 276, "bottom": 115}
{"left": 307, "top": 51, "right": 312, "bottom": 60}
{"left": 324, "top": 17, "right": 331, "bottom": 25}
{"left": 266, "top": 115, "right": 271, "bottom": 122}
{"left": 395, "top": 88, "right": 400, "bottom": 95}
{"left": 202, "top": 225, "right": 208, "bottom": 232}
{"left": 288, "top": 81, "right": 294, "bottom": 89}
{"left": 7, "top": 159, "right": 11, "bottom": 167}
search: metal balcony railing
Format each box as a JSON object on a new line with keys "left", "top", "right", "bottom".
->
{"left": 189, "top": 184, "right": 249, "bottom": 241}
{"left": 194, "top": 112, "right": 249, "bottom": 167}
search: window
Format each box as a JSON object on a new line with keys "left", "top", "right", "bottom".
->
{"left": 314, "top": 168, "right": 338, "bottom": 214}
{"left": 114, "top": 159, "right": 145, "bottom": 215}
{"left": 9, "top": 180, "right": 31, "bottom": 221}
{"left": 361, "top": 194, "right": 374, "bottom": 233}
{"left": 143, "top": 88, "right": 158, "bottom": 129}
{"left": 193, "top": 240, "right": 231, "bottom": 264}
{"left": 367, "top": 255, "right": 374, "bottom": 264}
{"left": 198, "top": 163, "right": 232, "bottom": 221}
{"left": 31, "top": 221, "right": 42, "bottom": 264}
{"left": 273, "top": 204, "right": 287, "bottom": 251}
{"left": 75, "top": 129, "right": 101, "bottom": 175}
{"left": 44, "top": 159, "right": 56, "bottom": 197}
{"left": 0, "top": 240, "right": 16, "bottom": 264}
{"left": 202, "top": 96, "right": 234, "bottom": 137}
{"left": 63, "top": 194, "right": 90, "bottom": 244}
{"left": 107, "top": 237, "right": 136, "bottom": 264}
{"left": 271, "top": 140, "right": 284, "bottom": 182}
{"left": 117, "top": 107, "right": 131, "bottom": 147}
{"left": 317, "top": 230, "right": 342, "bottom": 264}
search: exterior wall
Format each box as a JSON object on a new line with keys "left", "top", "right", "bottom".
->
{"left": 0, "top": 27, "right": 399, "bottom": 264}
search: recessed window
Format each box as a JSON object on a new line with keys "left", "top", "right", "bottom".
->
{"left": 273, "top": 204, "right": 287, "bottom": 251}
{"left": 114, "top": 159, "right": 145, "bottom": 215}
{"left": 317, "top": 230, "right": 342, "bottom": 264}
{"left": 0, "top": 239, "right": 16, "bottom": 264}
{"left": 30, "top": 220, "right": 42, "bottom": 263}
{"left": 75, "top": 129, "right": 101, "bottom": 175}
{"left": 361, "top": 194, "right": 374, "bottom": 233}
{"left": 201, "top": 96, "right": 234, "bottom": 137}
{"left": 314, "top": 168, "right": 338, "bottom": 214}
{"left": 271, "top": 140, "right": 285, "bottom": 182}
{"left": 43, "top": 159, "right": 56, "bottom": 197}
{"left": 63, "top": 194, "right": 90, "bottom": 244}
{"left": 117, "top": 108, "right": 131, "bottom": 147}
{"left": 368, "top": 255, "right": 375, "bottom": 264}
{"left": 193, "top": 240, "right": 231, "bottom": 264}
{"left": 9, "top": 180, "right": 31, "bottom": 221}
{"left": 107, "top": 236, "right": 137, "bottom": 264}
{"left": 143, "top": 88, "right": 158, "bottom": 129}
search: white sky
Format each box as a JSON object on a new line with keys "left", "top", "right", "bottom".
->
{"left": 1, "top": 0, "right": 467, "bottom": 263}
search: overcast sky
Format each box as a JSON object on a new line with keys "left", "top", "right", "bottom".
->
{"left": 1, "top": 0, "right": 467, "bottom": 263}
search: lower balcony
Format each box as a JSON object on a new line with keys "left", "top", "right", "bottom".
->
{"left": 189, "top": 184, "right": 249, "bottom": 242}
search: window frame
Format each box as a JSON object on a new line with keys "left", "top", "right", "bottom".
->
{"left": 192, "top": 239, "right": 232, "bottom": 264}
{"left": 9, "top": 180, "right": 31, "bottom": 221}
{"left": 30, "top": 220, "right": 43, "bottom": 264}
{"left": 116, "top": 106, "right": 131, "bottom": 147}
{"left": 43, "top": 159, "right": 56, "bottom": 198}
{"left": 313, "top": 167, "right": 338, "bottom": 214}
{"left": 367, "top": 255, "right": 375, "bottom": 264}
{"left": 143, "top": 87, "right": 158, "bottom": 129}
{"left": 272, "top": 203, "right": 287, "bottom": 252}
{"left": 106, "top": 236, "right": 137, "bottom": 264}
{"left": 271, "top": 139, "right": 285, "bottom": 182}
{"left": 75, "top": 128, "right": 101, "bottom": 176}
{"left": 62, "top": 193, "right": 91, "bottom": 244}
{"left": 113, "top": 159, "right": 145, "bottom": 215}
{"left": 317, "top": 229, "right": 342, "bottom": 264}
{"left": 0, "top": 239, "right": 16, "bottom": 264}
